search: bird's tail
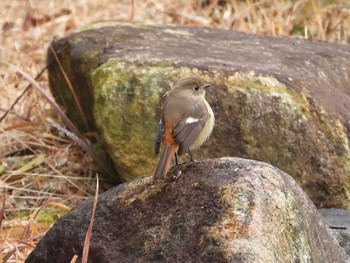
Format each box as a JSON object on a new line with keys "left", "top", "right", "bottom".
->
{"left": 153, "top": 143, "right": 176, "bottom": 180}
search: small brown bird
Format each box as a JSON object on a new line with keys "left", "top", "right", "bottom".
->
{"left": 153, "top": 76, "right": 215, "bottom": 179}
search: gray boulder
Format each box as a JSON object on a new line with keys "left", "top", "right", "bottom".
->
{"left": 319, "top": 208, "right": 350, "bottom": 256}
{"left": 47, "top": 22, "right": 350, "bottom": 208}
{"left": 25, "top": 158, "right": 348, "bottom": 263}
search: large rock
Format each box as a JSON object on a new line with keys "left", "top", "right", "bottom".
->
{"left": 25, "top": 158, "right": 348, "bottom": 263}
{"left": 47, "top": 22, "right": 350, "bottom": 208}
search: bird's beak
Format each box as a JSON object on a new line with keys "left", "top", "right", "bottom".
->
{"left": 203, "top": 84, "right": 212, "bottom": 90}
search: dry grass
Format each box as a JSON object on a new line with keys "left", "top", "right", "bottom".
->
{"left": 0, "top": 0, "right": 349, "bottom": 261}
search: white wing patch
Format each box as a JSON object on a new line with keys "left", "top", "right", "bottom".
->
{"left": 185, "top": 117, "right": 200, "bottom": 124}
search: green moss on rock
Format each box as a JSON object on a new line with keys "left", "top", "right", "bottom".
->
{"left": 222, "top": 72, "right": 350, "bottom": 208}
{"left": 91, "top": 60, "right": 212, "bottom": 181}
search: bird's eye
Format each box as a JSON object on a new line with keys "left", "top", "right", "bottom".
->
{"left": 193, "top": 86, "right": 200, "bottom": 91}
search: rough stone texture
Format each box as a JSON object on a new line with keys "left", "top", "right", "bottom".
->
{"left": 47, "top": 22, "right": 350, "bottom": 208}
{"left": 25, "top": 158, "right": 348, "bottom": 263}
{"left": 319, "top": 208, "right": 350, "bottom": 256}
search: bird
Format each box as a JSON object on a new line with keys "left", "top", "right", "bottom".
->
{"left": 153, "top": 76, "right": 215, "bottom": 180}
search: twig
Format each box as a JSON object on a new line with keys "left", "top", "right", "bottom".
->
{"left": 1, "top": 61, "right": 120, "bottom": 182}
{"left": 329, "top": 225, "right": 347, "bottom": 230}
{"left": 70, "top": 255, "right": 78, "bottom": 263}
{"left": 48, "top": 120, "right": 118, "bottom": 182}
{"left": 0, "top": 65, "right": 47, "bottom": 123}
{"left": 82, "top": 175, "right": 99, "bottom": 263}
{"left": 0, "top": 188, "right": 6, "bottom": 228}
{"left": 0, "top": 61, "right": 82, "bottom": 139}
{"left": 49, "top": 45, "right": 90, "bottom": 131}
{"left": 2, "top": 248, "right": 16, "bottom": 263}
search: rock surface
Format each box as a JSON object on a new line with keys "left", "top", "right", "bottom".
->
{"left": 47, "top": 22, "right": 350, "bottom": 208}
{"left": 319, "top": 208, "right": 350, "bottom": 256}
{"left": 26, "top": 158, "right": 348, "bottom": 263}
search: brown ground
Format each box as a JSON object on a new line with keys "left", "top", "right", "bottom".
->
{"left": 0, "top": 0, "right": 349, "bottom": 261}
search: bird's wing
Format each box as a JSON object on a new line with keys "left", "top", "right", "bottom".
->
{"left": 154, "top": 118, "right": 165, "bottom": 155}
{"left": 172, "top": 110, "right": 209, "bottom": 156}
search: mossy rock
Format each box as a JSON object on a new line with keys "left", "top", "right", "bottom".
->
{"left": 47, "top": 22, "right": 350, "bottom": 208}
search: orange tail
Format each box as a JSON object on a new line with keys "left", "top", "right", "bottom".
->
{"left": 153, "top": 143, "right": 176, "bottom": 180}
